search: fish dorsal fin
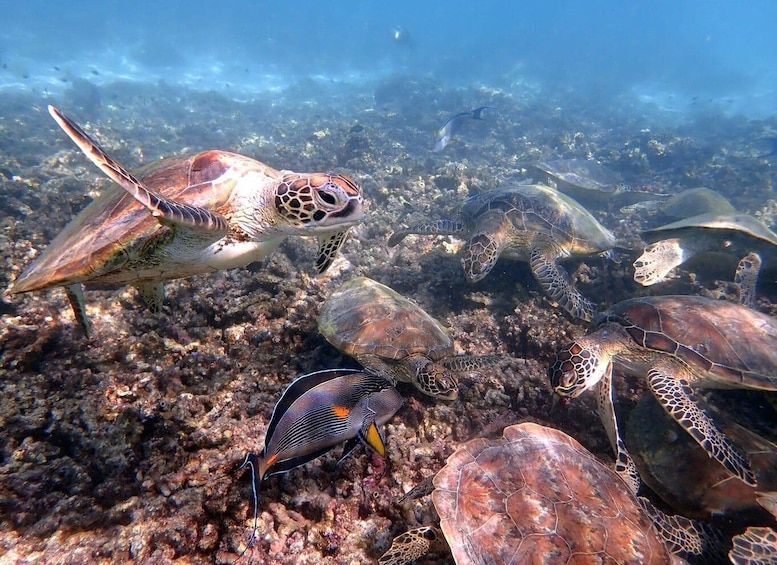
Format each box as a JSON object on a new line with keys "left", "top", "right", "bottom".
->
{"left": 266, "top": 368, "right": 363, "bottom": 440}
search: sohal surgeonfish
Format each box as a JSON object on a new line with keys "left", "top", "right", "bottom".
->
{"left": 236, "top": 368, "right": 403, "bottom": 552}
{"left": 433, "top": 105, "right": 493, "bottom": 152}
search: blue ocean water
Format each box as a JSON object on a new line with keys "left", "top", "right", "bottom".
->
{"left": 2, "top": 0, "right": 776, "bottom": 119}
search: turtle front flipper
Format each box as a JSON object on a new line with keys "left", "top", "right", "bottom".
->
{"left": 136, "top": 282, "right": 165, "bottom": 313}
{"left": 595, "top": 360, "right": 641, "bottom": 494}
{"left": 316, "top": 230, "right": 349, "bottom": 273}
{"left": 387, "top": 219, "right": 464, "bottom": 247}
{"left": 734, "top": 252, "right": 762, "bottom": 307}
{"left": 633, "top": 237, "right": 692, "bottom": 286}
{"left": 443, "top": 354, "right": 503, "bottom": 372}
{"left": 730, "top": 526, "right": 777, "bottom": 565}
{"left": 647, "top": 365, "right": 757, "bottom": 486}
{"left": 48, "top": 106, "right": 230, "bottom": 235}
{"left": 529, "top": 236, "right": 597, "bottom": 322}
{"left": 379, "top": 526, "right": 447, "bottom": 565}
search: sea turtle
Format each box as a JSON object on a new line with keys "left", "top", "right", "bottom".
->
{"left": 528, "top": 158, "right": 661, "bottom": 209}
{"left": 633, "top": 213, "right": 777, "bottom": 307}
{"left": 6, "top": 106, "right": 365, "bottom": 335}
{"left": 549, "top": 295, "right": 777, "bottom": 494}
{"left": 626, "top": 392, "right": 777, "bottom": 565}
{"left": 388, "top": 184, "right": 618, "bottom": 322}
{"left": 379, "top": 422, "right": 723, "bottom": 565}
{"left": 626, "top": 390, "right": 777, "bottom": 522}
{"left": 318, "top": 276, "right": 498, "bottom": 400}
{"left": 658, "top": 187, "right": 736, "bottom": 220}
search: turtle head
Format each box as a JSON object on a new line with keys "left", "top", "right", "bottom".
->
{"left": 548, "top": 337, "right": 611, "bottom": 398}
{"left": 275, "top": 172, "right": 365, "bottom": 232}
{"left": 409, "top": 355, "right": 458, "bottom": 400}
{"left": 461, "top": 232, "right": 500, "bottom": 283}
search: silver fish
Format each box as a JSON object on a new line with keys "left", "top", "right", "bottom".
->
{"left": 237, "top": 368, "right": 403, "bottom": 552}
{"left": 433, "top": 105, "right": 493, "bottom": 152}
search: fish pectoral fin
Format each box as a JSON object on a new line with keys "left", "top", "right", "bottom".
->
{"left": 336, "top": 438, "right": 361, "bottom": 466}
{"left": 360, "top": 421, "right": 386, "bottom": 457}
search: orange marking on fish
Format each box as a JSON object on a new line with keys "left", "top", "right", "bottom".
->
{"left": 332, "top": 405, "right": 350, "bottom": 418}
{"left": 265, "top": 452, "right": 280, "bottom": 467}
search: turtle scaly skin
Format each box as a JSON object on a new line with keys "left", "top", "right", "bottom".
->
{"left": 389, "top": 184, "right": 617, "bottom": 322}
{"left": 7, "top": 106, "right": 365, "bottom": 334}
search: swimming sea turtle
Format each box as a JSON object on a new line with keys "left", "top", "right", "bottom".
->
{"left": 549, "top": 295, "right": 777, "bottom": 493}
{"left": 633, "top": 213, "right": 777, "bottom": 307}
{"left": 528, "top": 158, "right": 661, "bottom": 209}
{"left": 318, "top": 276, "right": 498, "bottom": 400}
{"left": 388, "top": 184, "right": 618, "bottom": 322}
{"left": 626, "top": 390, "right": 777, "bottom": 523}
{"left": 379, "top": 422, "right": 723, "bottom": 565}
{"left": 6, "top": 106, "right": 365, "bottom": 335}
{"left": 658, "top": 187, "right": 736, "bottom": 220}
{"left": 627, "top": 391, "right": 777, "bottom": 565}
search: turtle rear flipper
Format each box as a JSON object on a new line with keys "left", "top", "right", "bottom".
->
{"left": 647, "top": 364, "right": 757, "bottom": 486}
{"left": 530, "top": 236, "right": 597, "bottom": 322}
{"left": 48, "top": 106, "right": 230, "bottom": 235}
{"left": 64, "top": 283, "right": 90, "bottom": 336}
{"left": 387, "top": 219, "right": 464, "bottom": 247}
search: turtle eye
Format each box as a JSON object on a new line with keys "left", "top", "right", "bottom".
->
{"left": 318, "top": 188, "right": 338, "bottom": 206}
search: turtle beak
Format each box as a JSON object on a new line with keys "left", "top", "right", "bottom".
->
{"left": 548, "top": 393, "right": 568, "bottom": 415}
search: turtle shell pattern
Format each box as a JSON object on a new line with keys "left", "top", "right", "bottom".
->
{"left": 318, "top": 276, "right": 453, "bottom": 363}
{"left": 432, "top": 422, "right": 672, "bottom": 564}
{"left": 591, "top": 295, "right": 777, "bottom": 391}
{"left": 459, "top": 184, "right": 616, "bottom": 256}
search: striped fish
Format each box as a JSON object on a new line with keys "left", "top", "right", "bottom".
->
{"left": 237, "top": 368, "right": 403, "bottom": 553}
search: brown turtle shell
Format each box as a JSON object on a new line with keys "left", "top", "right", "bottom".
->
{"left": 641, "top": 212, "right": 777, "bottom": 247}
{"left": 432, "top": 422, "right": 672, "bottom": 564}
{"left": 11, "top": 150, "right": 278, "bottom": 292}
{"left": 318, "top": 277, "right": 453, "bottom": 362}
{"left": 593, "top": 295, "right": 777, "bottom": 390}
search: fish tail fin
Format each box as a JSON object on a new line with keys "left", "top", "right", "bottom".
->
{"left": 234, "top": 453, "right": 266, "bottom": 563}
{"left": 471, "top": 106, "right": 492, "bottom": 120}
{"left": 360, "top": 420, "right": 387, "bottom": 457}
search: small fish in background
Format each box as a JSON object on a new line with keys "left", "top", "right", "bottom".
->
{"left": 236, "top": 368, "right": 403, "bottom": 553}
{"left": 433, "top": 106, "right": 493, "bottom": 152}
{"left": 753, "top": 136, "right": 777, "bottom": 158}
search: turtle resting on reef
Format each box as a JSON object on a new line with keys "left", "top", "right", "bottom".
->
{"left": 388, "top": 184, "right": 617, "bottom": 322}
{"left": 380, "top": 422, "right": 725, "bottom": 565}
{"left": 318, "top": 276, "right": 500, "bottom": 400}
{"left": 633, "top": 212, "right": 777, "bottom": 307}
{"left": 6, "top": 106, "right": 365, "bottom": 335}
{"left": 549, "top": 294, "right": 777, "bottom": 493}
